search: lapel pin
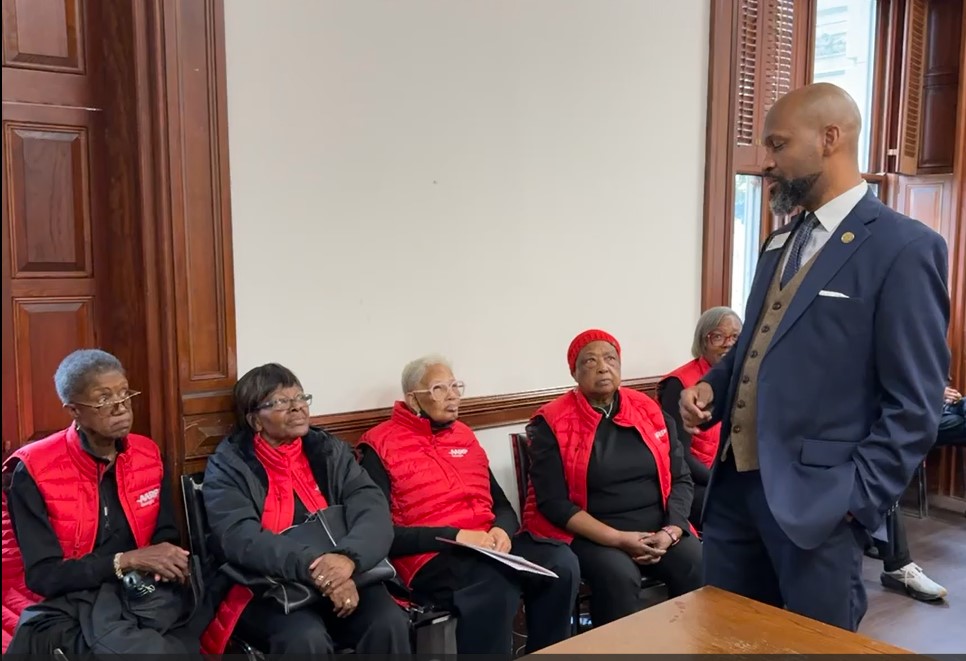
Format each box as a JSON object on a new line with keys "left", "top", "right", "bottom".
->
{"left": 841, "top": 232, "right": 855, "bottom": 244}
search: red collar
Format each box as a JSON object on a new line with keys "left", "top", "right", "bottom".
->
{"left": 253, "top": 433, "right": 304, "bottom": 471}
{"left": 65, "top": 425, "right": 128, "bottom": 478}
{"left": 389, "top": 400, "right": 454, "bottom": 437}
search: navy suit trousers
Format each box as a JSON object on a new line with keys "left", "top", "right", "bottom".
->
{"left": 702, "top": 454, "right": 868, "bottom": 631}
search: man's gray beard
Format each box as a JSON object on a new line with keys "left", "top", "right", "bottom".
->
{"left": 770, "top": 189, "right": 799, "bottom": 216}
{"left": 768, "top": 173, "right": 821, "bottom": 216}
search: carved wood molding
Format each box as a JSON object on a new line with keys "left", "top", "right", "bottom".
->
{"left": 127, "top": 0, "right": 237, "bottom": 479}
{"left": 181, "top": 376, "right": 663, "bottom": 461}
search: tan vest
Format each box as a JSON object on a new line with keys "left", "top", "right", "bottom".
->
{"left": 723, "top": 244, "right": 820, "bottom": 471}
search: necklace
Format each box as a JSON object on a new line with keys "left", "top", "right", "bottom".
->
{"left": 593, "top": 400, "right": 614, "bottom": 418}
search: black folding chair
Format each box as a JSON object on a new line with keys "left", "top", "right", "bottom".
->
{"left": 180, "top": 472, "right": 265, "bottom": 659}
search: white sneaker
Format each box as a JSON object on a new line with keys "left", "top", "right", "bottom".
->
{"left": 880, "top": 563, "right": 948, "bottom": 601}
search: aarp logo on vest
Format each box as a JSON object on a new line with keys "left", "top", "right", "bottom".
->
{"left": 448, "top": 448, "right": 469, "bottom": 458}
{"left": 137, "top": 487, "right": 160, "bottom": 508}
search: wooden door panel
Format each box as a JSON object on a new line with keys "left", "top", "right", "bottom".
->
{"left": 4, "top": 120, "right": 92, "bottom": 277}
{"left": 1, "top": 0, "right": 85, "bottom": 73}
{"left": 1, "top": 68, "right": 93, "bottom": 107}
{"left": 887, "top": 173, "right": 953, "bottom": 234}
{"left": 12, "top": 297, "right": 95, "bottom": 441}
{"left": 2, "top": 0, "right": 95, "bottom": 454}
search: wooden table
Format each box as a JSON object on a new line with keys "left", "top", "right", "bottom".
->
{"left": 533, "top": 586, "right": 913, "bottom": 654}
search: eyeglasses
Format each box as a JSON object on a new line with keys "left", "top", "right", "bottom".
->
{"left": 707, "top": 332, "right": 740, "bottom": 348}
{"left": 410, "top": 380, "right": 465, "bottom": 402}
{"left": 72, "top": 391, "right": 142, "bottom": 416}
{"left": 255, "top": 393, "right": 313, "bottom": 412}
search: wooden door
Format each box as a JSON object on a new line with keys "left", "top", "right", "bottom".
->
{"left": 2, "top": 0, "right": 101, "bottom": 455}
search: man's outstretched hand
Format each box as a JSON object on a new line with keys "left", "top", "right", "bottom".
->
{"left": 680, "top": 382, "right": 714, "bottom": 433}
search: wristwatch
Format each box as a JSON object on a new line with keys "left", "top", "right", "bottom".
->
{"left": 113, "top": 552, "right": 125, "bottom": 579}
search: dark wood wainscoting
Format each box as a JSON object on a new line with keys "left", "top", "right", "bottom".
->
{"left": 181, "top": 377, "right": 662, "bottom": 475}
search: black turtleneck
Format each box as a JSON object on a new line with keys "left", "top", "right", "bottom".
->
{"left": 357, "top": 415, "right": 519, "bottom": 557}
{"left": 526, "top": 391, "right": 693, "bottom": 535}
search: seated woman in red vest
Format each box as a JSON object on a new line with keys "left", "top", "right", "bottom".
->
{"left": 658, "top": 307, "right": 742, "bottom": 527}
{"left": 357, "top": 355, "right": 579, "bottom": 654}
{"left": 522, "top": 330, "right": 702, "bottom": 627}
{"left": 201, "top": 363, "right": 410, "bottom": 656}
{"left": 2, "top": 349, "right": 196, "bottom": 655}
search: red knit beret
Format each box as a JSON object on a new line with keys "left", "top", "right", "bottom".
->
{"left": 567, "top": 329, "right": 621, "bottom": 373}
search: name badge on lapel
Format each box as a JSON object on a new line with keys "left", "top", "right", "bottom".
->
{"left": 764, "top": 233, "right": 790, "bottom": 251}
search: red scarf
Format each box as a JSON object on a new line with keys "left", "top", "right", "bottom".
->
{"left": 253, "top": 434, "right": 329, "bottom": 533}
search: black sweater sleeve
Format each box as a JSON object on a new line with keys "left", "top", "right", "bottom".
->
{"left": 7, "top": 462, "right": 115, "bottom": 597}
{"left": 526, "top": 417, "right": 581, "bottom": 529}
{"left": 661, "top": 413, "right": 694, "bottom": 535}
{"left": 151, "top": 465, "right": 181, "bottom": 545}
{"left": 659, "top": 377, "right": 711, "bottom": 485}
{"left": 489, "top": 470, "right": 519, "bottom": 535}
{"left": 356, "top": 444, "right": 459, "bottom": 557}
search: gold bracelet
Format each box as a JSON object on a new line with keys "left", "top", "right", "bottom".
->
{"left": 113, "top": 552, "right": 124, "bottom": 579}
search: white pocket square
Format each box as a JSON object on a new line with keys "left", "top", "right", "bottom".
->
{"left": 818, "top": 290, "right": 850, "bottom": 299}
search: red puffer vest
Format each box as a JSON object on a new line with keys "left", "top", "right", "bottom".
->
{"left": 1, "top": 426, "right": 162, "bottom": 652}
{"left": 358, "top": 402, "right": 494, "bottom": 586}
{"left": 663, "top": 357, "right": 720, "bottom": 467}
{"left": 521, "top": 388, "right": 673, "bottom": 542}
{"left": 201, "top": 435, "right": 329, "bottom": 655}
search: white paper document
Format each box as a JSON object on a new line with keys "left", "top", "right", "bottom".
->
{"left": 435, "top": 537, "right": 559, "bottom": 578}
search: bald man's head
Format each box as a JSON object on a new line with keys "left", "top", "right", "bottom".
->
{"left": 760, "top": 83, "right": 864, "bottom": 215}
{"left": 768, "top": 83, "right": 862, "bottom": 147}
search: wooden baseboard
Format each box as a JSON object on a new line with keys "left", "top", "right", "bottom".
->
{"left": 927, "top": 493, "right": 966, "bottom": 514}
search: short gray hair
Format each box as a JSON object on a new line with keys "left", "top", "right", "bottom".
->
{"left": 692, "top": 307, "right": 741, "bottom": 358}
{"left": 54, "top": 349, "right": 125, "bottom": 405}
{"left": 401, "top": 354, "right": 452, "bottom": 394}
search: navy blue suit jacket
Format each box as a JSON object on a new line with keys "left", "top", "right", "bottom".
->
{"left": 702, "top": 190, "right": 950, "bottom": 550}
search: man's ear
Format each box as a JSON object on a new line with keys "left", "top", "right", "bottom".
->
{"left": 822, "top": 124, "right": 841, "bottom": 155}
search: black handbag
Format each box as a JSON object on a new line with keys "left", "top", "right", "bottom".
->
{"left": 121, "top": 554, "right": 205, "bottom": 634}
{"left": 221, "top": 505, "right": 397, "bottom": 614}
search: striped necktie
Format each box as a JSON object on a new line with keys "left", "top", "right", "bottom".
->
{"left": 781, "top": 213, "right": 819, "bottom": 289}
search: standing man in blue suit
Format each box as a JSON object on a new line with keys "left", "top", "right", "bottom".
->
{"left": 680, "top": 83, "right": 950, "bottom": 631}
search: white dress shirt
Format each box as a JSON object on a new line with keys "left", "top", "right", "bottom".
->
{"left": 782, "top": 180, "right": 869, "bottom": 271}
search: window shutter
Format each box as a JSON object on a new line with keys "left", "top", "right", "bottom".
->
{"left": 895, "top": 0, "right": 929, "bottom": 175}
{"left": 733, "top": 0, "right": 810, "bottom": 171}
{"left": 761, "top": 0, "right": 796, "bottom": 116}
{"left": 736, "top": 0, "right": 760, "bottom": 148}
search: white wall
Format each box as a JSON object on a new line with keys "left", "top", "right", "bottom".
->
{"left": 476, "top": 424, "right": 527, "bottom": 514}
{"left": 224, "top": 1, "right": 710, "bottom": 471}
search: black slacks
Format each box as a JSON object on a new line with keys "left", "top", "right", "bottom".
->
{"left": 411, "top": 533, "right": 579, "bottom": 654}
{"left": 569, "top": 533, "right": 702, "bottom": 626}
{"left": 871, "top": 509, "right": 912, "bottom": 572}
{"left": 237, "top": 582, "right": 410, "bottom": 655}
